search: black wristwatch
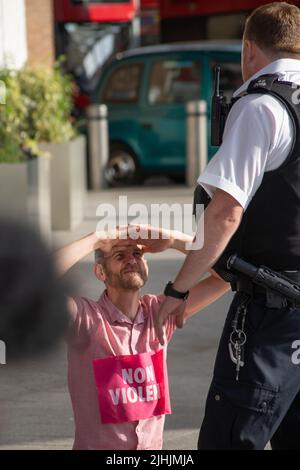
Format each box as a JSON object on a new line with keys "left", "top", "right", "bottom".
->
{"left": 164, "top": 281, "right": 189, "bottom": 301}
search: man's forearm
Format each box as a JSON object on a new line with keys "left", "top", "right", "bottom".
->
{"left": 55, "top": 232, "right": 99, "bottom": 276}
{"left": 171, "top": 231, "right": 194, "bottom": 254}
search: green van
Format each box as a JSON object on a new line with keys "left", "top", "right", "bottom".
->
{"left": 94, "top": 42, "right": 242, "bottom": 185}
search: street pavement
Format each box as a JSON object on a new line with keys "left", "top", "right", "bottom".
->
{"left": 0, "top": 183, "right": 233, "bottom": 450}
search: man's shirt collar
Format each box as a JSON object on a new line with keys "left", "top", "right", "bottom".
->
{"left": 98, "top": 290, "right": 145, "bottom": 325}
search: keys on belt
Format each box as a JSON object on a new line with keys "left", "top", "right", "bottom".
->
{"left": 228, "top": 295, "right": 250, "bottom": 381}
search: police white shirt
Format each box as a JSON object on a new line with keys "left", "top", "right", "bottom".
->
{"left": 198, "top": 59, "right": 300, "bottom": 210}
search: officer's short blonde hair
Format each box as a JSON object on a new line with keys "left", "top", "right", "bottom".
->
{"left": 244, "top": 2, "right": 300, "bottom": 57}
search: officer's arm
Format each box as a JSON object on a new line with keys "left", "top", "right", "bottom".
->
{"left": 184, "top": 274, "right": 230, "bottom": 319}
{"left": 172, "top": 188, "right": 244, "bottom": 293}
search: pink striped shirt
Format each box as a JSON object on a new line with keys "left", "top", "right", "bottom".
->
{"left": 67, "top": 291, "right": 176, "bottom": 450}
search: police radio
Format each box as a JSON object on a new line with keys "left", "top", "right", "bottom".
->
{"left": 211, "top": 66, "right": 232, "bottom": 146}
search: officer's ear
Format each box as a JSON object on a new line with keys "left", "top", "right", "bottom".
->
{"left": 243, "top": 38, "right": 252, "bottom": 51}
{"left": 244, "top": 38, "right": 268, "bottom": 66}
{"left": 243, "top": 39, "right": 255, "bottom": 63}
{"left": 242, "top": 39, "right": 258, "bottom": 81}
{"left": 94, "top": 262, "right": 106, "bottom": 282}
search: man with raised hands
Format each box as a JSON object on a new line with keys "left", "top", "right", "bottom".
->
{"left": 55, "top": 225, "right": 229, "bottom": 450}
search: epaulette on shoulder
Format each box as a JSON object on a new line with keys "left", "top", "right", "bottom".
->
{"left": 247, "top": 73, "right": 280, "bottom": 92}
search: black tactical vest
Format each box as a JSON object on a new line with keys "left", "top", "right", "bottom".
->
{"left": 194, "top": 73, "right": 300, "bottom": 278}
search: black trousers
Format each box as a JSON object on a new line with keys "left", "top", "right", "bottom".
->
{"left": 198, "top": 292, "right": 300, "bottom": 450}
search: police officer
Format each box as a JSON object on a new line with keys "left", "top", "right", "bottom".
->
{"left": 155, "top": 2, "right": 300, "bottom": 450}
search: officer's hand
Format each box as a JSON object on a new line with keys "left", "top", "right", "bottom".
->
{"left": 155, "top": 297, "right": 187, "bottom": 345}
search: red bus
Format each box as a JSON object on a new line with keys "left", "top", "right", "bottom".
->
{"left": 54, "top": 0, "right": 139, "bottom": 23}
{"left": 160, "top": 0, "right": 270, "bottom": 19}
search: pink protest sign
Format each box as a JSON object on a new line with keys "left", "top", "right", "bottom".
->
{"left": 93, "top": 349, "right": 171, "bottom": 424}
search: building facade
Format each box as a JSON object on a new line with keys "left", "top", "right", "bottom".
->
{"left": 0, "top": 0, "right": 54, "bottom": 69}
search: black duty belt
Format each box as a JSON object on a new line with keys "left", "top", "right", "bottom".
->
{"left": 236, "top": 271, "right": 300, "bottom": 309}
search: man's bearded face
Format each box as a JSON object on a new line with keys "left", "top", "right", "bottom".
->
{"left": 101, "top": 246, "right": 148, "bottom": 290}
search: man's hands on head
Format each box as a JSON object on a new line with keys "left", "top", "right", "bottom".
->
{"left": 94, "top": 226, "right": 136, "bottom": 253}
{"left": 95, "top": 225, "right": 176, "bottom": 255}
{"left": 56, "top": 224, "right": 176, "bottom": 278}
{"left": 126, "top": 225, "right": 193, "bottom": 255}
{"left": 128, "top": 225, "right": 174, "bottom": 254}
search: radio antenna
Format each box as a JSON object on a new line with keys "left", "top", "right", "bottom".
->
{"left": 214, "top": 65, "right": 221, "bottom": 97}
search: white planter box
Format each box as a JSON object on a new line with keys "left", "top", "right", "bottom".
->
{"left": 0, "top": 163, "right": 27, "bottom": 217}
{"left": 40, "top": 135, "right": 86, "bottom": 230}
{"left": 27, "top": 156, "right": 51, "bottom": 241}
{"left": 0, "top": 158, "right": 52, "bottom": 241}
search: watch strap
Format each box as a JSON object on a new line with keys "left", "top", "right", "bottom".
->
{"left": 164, "top": 281, "right": 189, "bottom": 300}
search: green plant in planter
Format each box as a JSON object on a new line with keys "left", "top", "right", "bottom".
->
{"left": 0, "top": 69, "right": 26, "bottom": 163}
{"left": 0, "top": 63, "right": 76, "bottom": 163}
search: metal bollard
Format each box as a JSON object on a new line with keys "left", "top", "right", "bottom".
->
{"left": 87, "top": 104, "right": 109, "bottom": 190}
{"left": 185, "top": 100, "right": 208, "bottom": 188}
